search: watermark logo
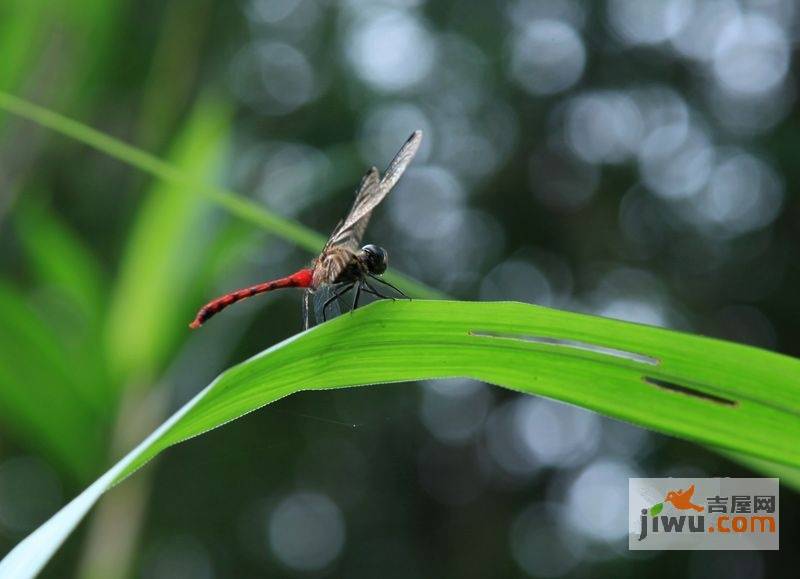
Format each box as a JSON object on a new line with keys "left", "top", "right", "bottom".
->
{"left": 629, "top": 478, "right": 778, "bottom": 550}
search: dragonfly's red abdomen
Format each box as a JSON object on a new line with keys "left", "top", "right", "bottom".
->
{"left": 189, "top": 268, "right": 313, "bottom": 329}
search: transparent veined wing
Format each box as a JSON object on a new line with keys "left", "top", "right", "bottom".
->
{"left": 304, "top": 283, "right": 367, "bottom": 328}
{"left": 377, "top": 129, "right": 423, "bottom": 197}
{"left": 324, "top": 167, "right": 380, "bottom": 252}
{"left": 325, "top": 130, "right": 422, "bottom": 251}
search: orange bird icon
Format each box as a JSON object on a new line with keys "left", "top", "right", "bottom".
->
{"left": 665, "top": 484, "right": 704, "bottom": 512}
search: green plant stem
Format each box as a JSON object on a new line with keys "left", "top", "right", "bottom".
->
{"left": 0, "top": 90, "right": 443, "bottom": 300}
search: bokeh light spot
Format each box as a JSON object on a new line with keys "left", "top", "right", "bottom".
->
{"left": 607, "top": 0, "right": 694, "bottom": 45}
{"left": 565, "top": 459, "right": 639, "bottom": 542}
{"left": 509, "top": 19, "right": 586, "bottom": 96}
{"left": 712, "top": 14, "right": 790, "bottom": 96}
{"left": 345, "top": 9, "right": 437, "bottom": 92}
{"left": 232, "top": 41, "right": 317, "bottom": 114}
{"left": 268, "top": 492, "right": 345, "bottom": 571}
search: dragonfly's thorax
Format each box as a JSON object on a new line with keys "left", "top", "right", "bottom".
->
{"left": 335, "top": 257, "right": 367, "bottom": 285}
{"left": 311, "top": 246, "right": 358, "bottom": 288}
{"left": 310, "top": 244, "right": 388, "bottom": 289}
{"left": 336, "top": 245, "right": 388, "bottom": 282}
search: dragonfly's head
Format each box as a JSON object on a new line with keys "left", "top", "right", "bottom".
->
{"left": 361, "top": 244, "right": 388, "bottom": 275}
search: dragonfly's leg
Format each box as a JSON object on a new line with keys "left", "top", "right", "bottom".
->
{"left": 302, "top": 290, "right": 311, "bottom": 330}
{"left": 368, "top": 274, "right": 410, "bottom": 299}
{"left": 360, "top": 284, "right": 382, "bottom": 298}
{"left": 363, "top": 279, "right": 395, "bottom": 301}
{"left": 322, "top": 283, "right": 353, "bottom": 322}
{"left": 351, "top": 283, "right": 363, "bottom": 313}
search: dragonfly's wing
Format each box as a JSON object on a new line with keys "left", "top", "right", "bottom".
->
{"left": 309, "top": 283, "right": 357, "bottom": 326}
{"left": 325, "top": 130, "right": 422, "bottom": 251}
{"left": 377, "top": 129, "right": 424, "bottom": 197}
{"left": 324, "top": 167, "right": 380, "bottom": 252}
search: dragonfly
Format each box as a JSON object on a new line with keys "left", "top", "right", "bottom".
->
{"left": 189, "top": 130, "right": 423, "bottom": 331}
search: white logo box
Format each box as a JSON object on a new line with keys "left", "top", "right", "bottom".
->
{"left": 629, "top": 478, "right": 779, "bottom": 550}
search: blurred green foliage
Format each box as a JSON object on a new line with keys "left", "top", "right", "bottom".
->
{"left": 0, "top": 0, "right": 798, "bottom": 577}
{"left": 105, "top": 97, "right": 232, "bottom": 384}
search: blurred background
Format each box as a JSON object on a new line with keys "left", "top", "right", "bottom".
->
{"left": 0, "top": 0, "right": 798, "bottom": 577}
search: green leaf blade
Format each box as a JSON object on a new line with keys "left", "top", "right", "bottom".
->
{"left": 120, "top": 299, "right": 800, "bottom": 481}
{"left": 3, "top": 299, "right": 799, "bottom": 577}
{"left": 104, "top": 97, "right": 232, "bottom": 383}
{"left": 15, "top": 196, "right": 105, "bottom": 323}
{"left": 0, "top": 283, "right": 106, "bottom": 480}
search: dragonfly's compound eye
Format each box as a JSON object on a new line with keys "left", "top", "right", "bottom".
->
{"left": 361, "top": 244, "right": 388, "bottom": 274}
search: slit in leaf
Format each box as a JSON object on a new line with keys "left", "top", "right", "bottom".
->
{"left": 644, "top": 376, "right": 738, "bottom": 407}
{"left": 470, "top": 331, "right": 659, "bottom": 366}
